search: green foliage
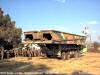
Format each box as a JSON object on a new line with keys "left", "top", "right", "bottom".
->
{"left": 0, "top": 8, "right": 22, "bottom": 49}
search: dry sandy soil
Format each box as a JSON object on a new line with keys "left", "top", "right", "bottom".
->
{"left": 0, "top": 52, "right": 100, "bottom": 75}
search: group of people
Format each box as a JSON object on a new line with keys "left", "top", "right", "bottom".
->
{"left": 0, "top": 43, "right": 47, "bottom": 60}
{"left": 14, "top": 43, "right": 43, "bottom": 57}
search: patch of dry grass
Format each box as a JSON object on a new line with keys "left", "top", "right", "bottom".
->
{"left": 0, "top": 52, "right": 100, "bottom": 74}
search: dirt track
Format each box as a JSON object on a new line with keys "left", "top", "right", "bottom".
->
{"left": 0, "top": 52, "right": 100, "bottom": 75}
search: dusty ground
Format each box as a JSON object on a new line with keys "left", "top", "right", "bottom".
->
{"left": 0, "top": 52, "right": 100, "bottom": 75}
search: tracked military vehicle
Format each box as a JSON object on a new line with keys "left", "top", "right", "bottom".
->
{"left": 24, "top": 30, "right": 86, "bottom": 59}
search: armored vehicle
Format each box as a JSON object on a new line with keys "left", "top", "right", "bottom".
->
{"left": 24, "top": 30, "right": 86, "bottom": 59}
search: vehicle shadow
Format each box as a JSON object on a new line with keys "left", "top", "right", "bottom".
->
{"left": 0, "top": 59, "right": 94, "bottom": 75}
{"left": 71, "top": 70, "right": 93, "bottom": 75}
{"left": 0, "top": 60, "right": 50, "bottom": 73}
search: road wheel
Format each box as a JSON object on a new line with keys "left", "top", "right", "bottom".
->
{"left": 61, "top": 52, "right": 66, "bottom": 60}
{"left": 74, "top": 51, "right": 79, "bottom": 58}
{"left": 66, "top": 52, "right": 70, "bottom": 60}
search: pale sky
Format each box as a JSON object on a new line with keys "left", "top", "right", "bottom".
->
{"left": 1, "top": 0, "right": 100, "bottom": 42}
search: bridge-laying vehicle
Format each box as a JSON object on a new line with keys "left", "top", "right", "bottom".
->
{"left": 24, "top": 30, "right": 86, "bottom": 59}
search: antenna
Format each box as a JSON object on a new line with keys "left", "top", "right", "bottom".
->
{"left": 82, "top": 25, "right": 92, "bottom": 48}
{"left": 98, "top": 36, "right": 100, "bottom": 41}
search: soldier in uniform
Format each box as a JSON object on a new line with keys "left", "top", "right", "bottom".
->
{"left": 0, "top": 46, "right": 4, "bottom": 60}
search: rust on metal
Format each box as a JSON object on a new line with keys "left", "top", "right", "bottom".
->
{"left": 24, "top": 30, "right": 86, "bottom": 45}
